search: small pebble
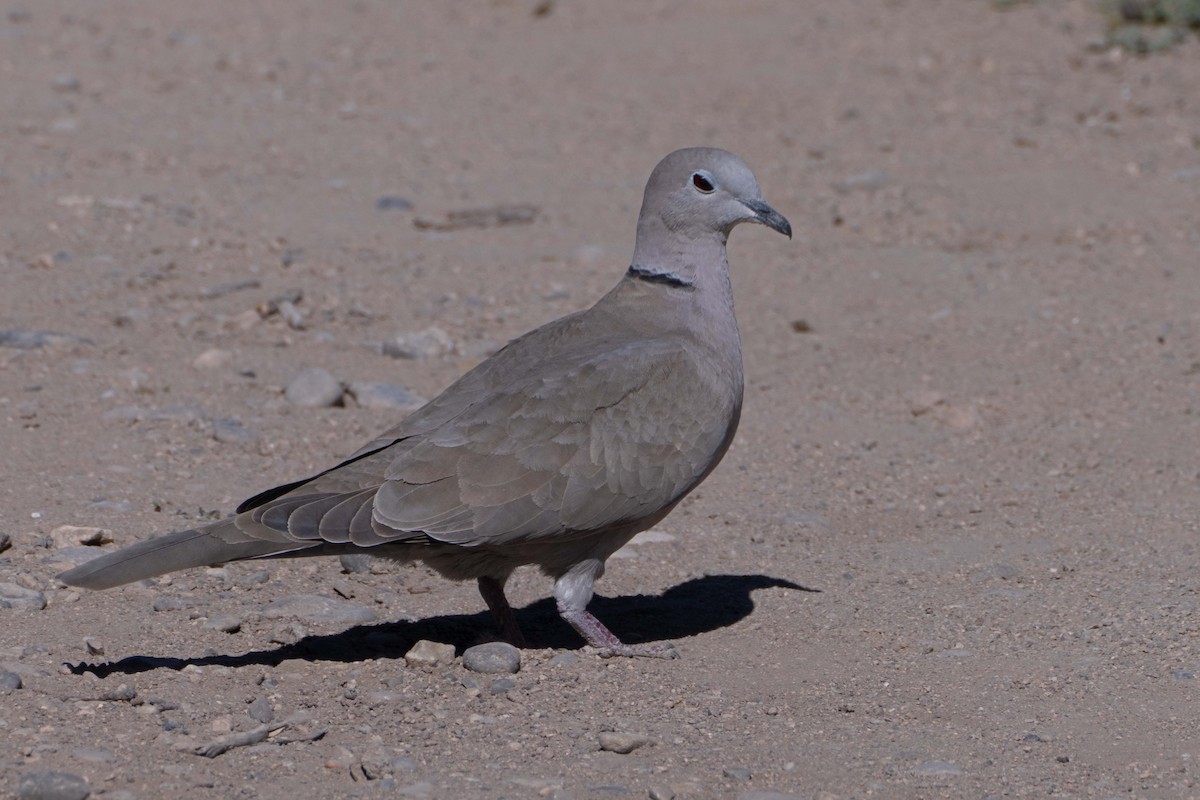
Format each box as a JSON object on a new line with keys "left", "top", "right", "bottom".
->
{"left": 152, "top": 597, "right": 207, "bottom": 612}
{"left": 82, "top": 637, "right": 104, "bottom": 656}
{"left": 247, "top": 696, "right": 274, "bottom": 723}
{"left": 200, "top": 279, "right": 261, "bottom": 300}
{"left": 723, "top": 767, "right": 752, "bottom": 781}
{"left": 648, "top": 788, "right": 675, "bottom": 800}
{"left": 597, "top": 732, "right": 651, "bottom": 754}
{"left": 69, "top": 749, "right": 113, "bottom": 763}
{"left": 833, "top": 169, "right": 891, "bottom": 192}
{"left": 50, "top": 525, "right": 112, "bottom": 548}
{"left": 52, "top": 74, "right": 82, "bottom": 93}
{"left": 205, "top": 614, "right": 243, "bottom": 633}
{"left": 0, "top": 583, "right": 47, "bottom": 610}
{"left": 0, "top": 532, "right": 11, "bottom": 553}
{"left": 346, "top": 381, "right": 426, "bottom": 412}
{"left": 375, "top": 195, "right": 414, "bottom": 211}
{"left": 284, "top": 367, "right": 343, "bottom": 407}
{"left": 381, "top": 327, "right": 453, "bottom": 360}
{"left": 211, "top": 418, "right": 257, "bottom": 443}
{"left": 192, "top": 348, "right": 233, "bottom": 369}
{"left": 910, "top": 760, "right": 961, "bottom": 776}
{"left": 0, "top": 670, "right": 23, "bottom": 694}
{"left": 489, "top": 678, "right": 516, "bottom": 695}
{"left": 462, "top": 642, "right": 522, "bottom": 674}
{"left": 261, "top": 594, "right": 377, "bottom": 625}
{"left": 404, "top": 639, "right": 456, "bottom": 668}
{"left": 17, "top": 770, "right": 90, "bottom": 800}
{"left": 0, "top": 330, "right": 93, "bottom": 349}
{"left": 339, "top": 554, "right": 373, "bottom": 574}
{"left": 86, "top": 500, "right": 135, "bottom": 512}
{"left": 546, "top": 652, "right": 580, "bottom": 667}
{"left": 239, "top": 570, "right": 270, "bottom": 587}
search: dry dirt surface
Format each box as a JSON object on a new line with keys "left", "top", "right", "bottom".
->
{"left": 3, "top": 2, "right": 1200, "bottom": 798}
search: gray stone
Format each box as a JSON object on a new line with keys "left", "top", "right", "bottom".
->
{"left": 238, "top": 570, "right": 270, "bottom": 587}
{"left": 489, "top": 678, "right": 516, "bottom": 695}
{"left": 52, "top": 74, "right": 82, "bottom": 92}
{"left": 911, "top": 760, "right": 961, "bottom": 776}
{"left": 833, "top": 169, "right": 891, "bottom": 192}
{"left": 462, "top": 642, "right": 522, "bottom": 674}
{"left": 50, "top": 525, "right": 112, "bottom": 548}
{"left": 86, "top": 500, "right": 135, "bottom": 512}
{"left": 546, "top": 652, "right": 580, "bottom": 667}
{"left": 723, "top": 767, "right": 752, "bottom": 781}
{"left": 737, "top": 793, "right": 802, "bottom": 800}
{"left": 261, "top": 594, "right": 376, "bottom": 625}
{"left": 17, "top": 770, "right": 90, "bottom": 800}
{"left": 284, "top": 367, "right": 343, "bottom": 407}
{"left": 211, "top": 418, "right": 258, "bottom": 443}
{"left": 47, "top": 546, "right": 106, "bottom": 568}
{"left": 347, "top": 381, "right": 427, "bottom": 412}
{"left": 146, "top": 404, "right": 206, "bottom": 422}
{"left": 404, "top": 639, "right": 456, "bottom": 668}
{"left": 781, "top": 511, "right": 829, "bottom": 529}
{"left": 0, "top": 330, "right": 93, "bottom": 350}
{"left": 339, "top": 554, "right": 373, "bottom": 574}
{"left": 200, "top": 279, "right": 261, "bottom": 300}
{"left": 0, "top": 670, "right": 23, "bottom": 694}
{"left": 247, "top": 696, "right": 274, "bottom": 723}
{"left": 204, "top": 614, "right": 243, "bottom": 633}
{"left": 376, "top": 195, "right": 414, "bottom": 211}
{"left": 381, "top": 327, "right": 453, "bottom": 360}
{"left": 0, "top": 583, "right": 47, "bottom": 610}
{"left": 597, "top": 732, "right": 651, "bottom": 754}
{"left": 152, "top": 597, "right": 208, "bottom": 612}
{"left": 0, "top": 531, "right": 10, "bottom": 553}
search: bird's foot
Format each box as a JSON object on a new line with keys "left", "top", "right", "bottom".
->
{"left": 561, "top": 607, "right": 678, "bottom": 659}
{"left": 585, "top": 641, "right": 679, "bottom": 660}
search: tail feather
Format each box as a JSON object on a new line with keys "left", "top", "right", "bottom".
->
{"left": 57, "top": 521, "right": 311, "bottom": 590}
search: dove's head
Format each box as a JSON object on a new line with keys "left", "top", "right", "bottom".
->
{"left": 637, "top": 148, "right": 792, "bottom": 247}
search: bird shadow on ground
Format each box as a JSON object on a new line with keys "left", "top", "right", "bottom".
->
{"left": 67, "top": 573, "right": 816, "bottom": 678}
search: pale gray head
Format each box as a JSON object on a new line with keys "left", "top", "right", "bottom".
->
{"left": 638, "top": 147, "right": 791, "bottom": 241}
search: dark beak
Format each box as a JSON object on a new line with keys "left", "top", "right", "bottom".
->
{"left": 742, "top": 198, "right": 792, "bottom": 239}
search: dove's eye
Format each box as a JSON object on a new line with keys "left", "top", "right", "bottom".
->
{"left": 692, "top": 172, "right": 715, "bottom": 193}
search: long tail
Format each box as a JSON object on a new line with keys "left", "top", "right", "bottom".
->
{"left": 57, "top": 520, "right": 311, "bottom": 590}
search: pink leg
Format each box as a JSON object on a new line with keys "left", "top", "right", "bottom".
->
{"left": 557, "top": 606, "right": 679, "bottom": 659}
{"left": 476, "top": 576, "right": 527, "bottom": 648}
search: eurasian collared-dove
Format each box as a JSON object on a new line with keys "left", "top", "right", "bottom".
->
{"left": 59, "top": 147, "right": 792, "bottom": 658}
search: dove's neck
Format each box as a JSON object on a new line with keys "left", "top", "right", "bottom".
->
{"left": 629, "top": 219, "right": 733, "bottom": 298}
{"left": 615, "top": 219, "right": 741, "bottom": 367}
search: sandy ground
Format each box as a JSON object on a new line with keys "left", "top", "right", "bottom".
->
{"left": 3, "top": 1, "right": 1200, "bottom": 798}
